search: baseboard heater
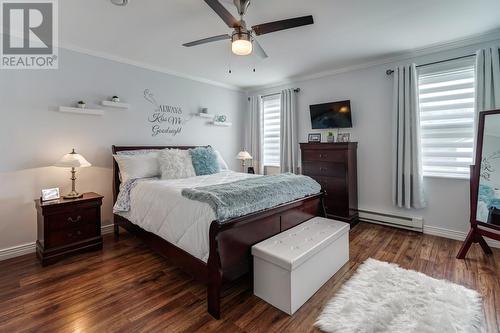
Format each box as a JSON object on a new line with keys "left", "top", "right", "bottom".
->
{"left": 358, "top": 209, "right": 424, "bottom": 232}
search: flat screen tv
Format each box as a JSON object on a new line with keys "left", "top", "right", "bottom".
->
{"left": 309, "top": 100, "right": 352, "bottom": 129}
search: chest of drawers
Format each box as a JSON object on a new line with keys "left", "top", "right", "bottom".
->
{"left": 300, "top": 143, "right": 358, "bottom": 225}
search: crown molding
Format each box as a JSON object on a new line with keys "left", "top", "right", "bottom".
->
{"left": 60, "top": 43, "right": 244, "bottom": 92}
{"left": 245, "top": 28, "right": 500, "bottom": 93}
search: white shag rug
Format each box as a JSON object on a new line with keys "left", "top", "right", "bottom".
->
{"left": 315, "top": 258, "right": 485, "bottom": 333}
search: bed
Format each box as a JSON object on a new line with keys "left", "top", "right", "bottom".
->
{"left": 112, "top": 145, "right": 324, "bottom": 319}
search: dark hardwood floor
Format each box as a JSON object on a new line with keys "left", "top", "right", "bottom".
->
{"left": 0, "top": 222, "right": 499, "bottom": 333}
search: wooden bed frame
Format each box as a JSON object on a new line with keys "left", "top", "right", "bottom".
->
{"left": 112, "top": 145, "right": 325, "bottom": 319}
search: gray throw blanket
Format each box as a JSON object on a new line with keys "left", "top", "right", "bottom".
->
{"left": 181, "top": 173, "right": 321, "bottom": 222}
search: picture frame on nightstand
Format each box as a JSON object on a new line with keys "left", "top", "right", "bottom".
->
{"left": 41, "top": 187, "right": 60, "bottom": 202}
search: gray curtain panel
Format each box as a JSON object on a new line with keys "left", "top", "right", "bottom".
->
{"left": 475, "top": 47, "right": 500, "bottom": 112}
{"left": 245, "top": 96, "right": 262, "bottom": 174}
{"left": 280, "top": 89, "right": 299, "bottom": 174}
{"left": 392, "top": 64, "right": 426, "bottom": 209}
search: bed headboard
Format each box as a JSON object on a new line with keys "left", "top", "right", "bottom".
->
{"left": 111, "top": 145, "right": 203, "bottom": 205}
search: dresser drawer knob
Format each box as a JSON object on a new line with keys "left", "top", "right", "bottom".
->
{"left": 320, "top": 167, "right": 328, "bottom": 172}
{"left": 319, "top": 153, "right": 328, "bottom": 158}
{"left": 67, "top": 215, "right": 82, "bottom": 223}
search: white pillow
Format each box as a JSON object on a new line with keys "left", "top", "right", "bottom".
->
{"left": 215, "top": 150, "right": 229, "bottom": 170}
{"left": 113, "top": 152, "right": 160, "bottom": 182}
{"left": 158, "top": 149, "right": 196, "bottom": 179}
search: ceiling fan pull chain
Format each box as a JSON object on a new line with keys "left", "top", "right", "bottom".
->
{"left": 227, "top": 43, "right": 233, "bottom": 74}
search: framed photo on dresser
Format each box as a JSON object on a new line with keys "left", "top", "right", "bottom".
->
{"left": 308, "top": 133, "right": 321, "bottom": 143}
{"left": 337, "top": 133, "right": 350, "bottom": 143}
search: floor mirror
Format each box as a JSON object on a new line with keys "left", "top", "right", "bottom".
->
{"left": 457, "top": 109, "right": 500, "bottom": 259}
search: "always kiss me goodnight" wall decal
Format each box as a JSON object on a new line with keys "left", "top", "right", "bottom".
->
{"left": 144, "top": 89, "right": 192, "bottom": 137}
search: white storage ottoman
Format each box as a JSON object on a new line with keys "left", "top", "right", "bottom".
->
{"left": 252, "top": 217, "right": 349, "bottom": 315}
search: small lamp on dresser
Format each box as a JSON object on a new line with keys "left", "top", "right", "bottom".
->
{"left": 236, "top": 151, "right": 252, "bottom": 173}
{"left": 54, "top": 148, "right": 91, "bottom": 199}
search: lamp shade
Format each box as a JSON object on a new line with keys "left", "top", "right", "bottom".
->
{"left": 54, "top": 149, "right": 91, "bottom": 168}
{"left": 236, "top": 151, "right": 252, "bottom": 160}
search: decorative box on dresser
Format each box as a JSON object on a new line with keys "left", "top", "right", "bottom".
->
{"left": 35, "top": 192, "right": 103, "bottom": 266}
{"left": 300, "top": 143, "right": 358, "bottom": 226}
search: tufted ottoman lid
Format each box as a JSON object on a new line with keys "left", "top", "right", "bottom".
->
{"left": 252, "top": 217, "right": 349, "bottom": 271}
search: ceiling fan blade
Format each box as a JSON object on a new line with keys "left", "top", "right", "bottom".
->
{"left": 183, "top": 34, "right": 231, "bottom": 47}
{"left": 253, "top": 39, "right": 268, "bottom": 59}
{"left": 204, "top": 0, "right": 240, "bottom": 28}
{"left": 252, "top": 15, "right": 314, "bottom": 36}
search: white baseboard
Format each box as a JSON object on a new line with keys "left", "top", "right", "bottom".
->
{"left": 0, "top": 242, "right": 36, "bottom": 261}
{"left": 423, "top": 225, "right": 500, "bottom": 249}
{"left": 0, "top": 224, "right": 115, "bottom": 261}
{"left": 101, "top": 223, "right": 115, "bottom": 235}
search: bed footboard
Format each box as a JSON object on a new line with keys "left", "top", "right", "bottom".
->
{"left": 206, "top": 193, "right": 324, "bottom": 319}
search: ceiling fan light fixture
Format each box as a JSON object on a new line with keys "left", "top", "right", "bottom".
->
{"left": 231, "top": 32, "right": 252, "bottom": 56}
{"left": 111, "top": 0, "right": 128, "bottom": 6}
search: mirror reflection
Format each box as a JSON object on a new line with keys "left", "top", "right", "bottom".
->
{"left": 477, "top": 114, "right": 500, "bottom": 225}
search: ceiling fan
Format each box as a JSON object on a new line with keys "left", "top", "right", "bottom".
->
{"left": 183, "top": 0, "right": 314, "bottom": 59}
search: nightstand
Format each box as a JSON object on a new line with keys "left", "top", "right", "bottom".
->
{"left": 35, "top": 192, "right": 103, "bottom": 266}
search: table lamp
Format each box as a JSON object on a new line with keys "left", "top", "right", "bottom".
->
{"left": 236, "top": 151, "right": 252, "bottom": 172}
{"left": 54, "top": 149, "right": 91, "bottom": 199}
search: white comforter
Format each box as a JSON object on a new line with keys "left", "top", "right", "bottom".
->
{"left": 117, "top": 171, "right": 259, "bottom": 262}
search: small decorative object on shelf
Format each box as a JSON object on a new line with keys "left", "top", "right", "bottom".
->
{"left": 337, "top": 133, "right": 351, "bottom": 143}
{"left": 77, "top": 101, "right": 86, "bottom": 109}
{"left": 54, "top": 149, "right": 91, "bottom": 199}
{"left": 308, "top": 133, "right": 321, "bottom": 143}
{"left": 35, "top": 192, "right": 103, "bottom": 266}
{"left": 236, "top": 151, "right": 253, "bottom": 172}
{"left": 200, "top": 107, "right": 208, "bottom": 114}
{"left": 214, "top": 115, "right": 227, "bottom": 123}
{"left": 111, "top": 95, "right": 120, "bottom": 102}
{"left": 41, "top": 187, "right": 60, "bottom": 202}
{"left": 327, "top": 132, "right": 335, "bottom": 143}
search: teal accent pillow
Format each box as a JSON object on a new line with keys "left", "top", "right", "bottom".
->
{"left": 190, "top": 147, "right": 221, "bottom": 176}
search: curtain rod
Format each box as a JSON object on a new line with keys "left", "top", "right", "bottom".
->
{"left": 253, "top": 88, "right": 301, "bottom": 100}
{"left": 385, "top": 54, "right": 476, "bottom": 75}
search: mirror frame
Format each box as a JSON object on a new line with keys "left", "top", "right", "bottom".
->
{"left": 471, "top": 109, "right": 500, "bottom": 233}
{"left": 458, "top": 109, "right": 500, "bottom": 259}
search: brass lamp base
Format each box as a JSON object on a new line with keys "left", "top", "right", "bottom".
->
{"left": 63, "top": 191, "right": 83, "bottom": 199}
{"left": 64, "top": 167, "right": 83, "bottom": 199}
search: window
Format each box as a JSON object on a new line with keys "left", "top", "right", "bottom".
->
{"left": 417, "top": 57, "right": 476, "bottom": 179}
{"left": 261, "top": 94, "right": 281, "bottom": 167}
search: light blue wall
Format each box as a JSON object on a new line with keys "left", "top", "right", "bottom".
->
{"left": 0, "top": 48, "right": 246, "bottom": 251}
{"left": 0, "top": 48, "right": 246, "bottom": 172}
{"left": 249, "top": 38, "right": 500, "bottom": 237}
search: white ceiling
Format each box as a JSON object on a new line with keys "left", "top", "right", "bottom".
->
{"left": 60, "top": 0, "right": 500, "bottom": 90}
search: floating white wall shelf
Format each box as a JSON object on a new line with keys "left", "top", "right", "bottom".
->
{"left": 197, "top": 113, "right": 215, "bottom": 119}
{"left": 212, "top": 121, "right": 232, "bottom": 127}
{"left": 58, "top": 106, "right": 104, "bottom": 116}
{"left": 101, "top": 101, "right": 130, "bottom": 109}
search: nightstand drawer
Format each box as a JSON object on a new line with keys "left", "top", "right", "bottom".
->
{"left": 47, "top": 206, "right": 99, "bottom": 231}
{"left": 48, "top": 224, "right": 98, "bottom": 248}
